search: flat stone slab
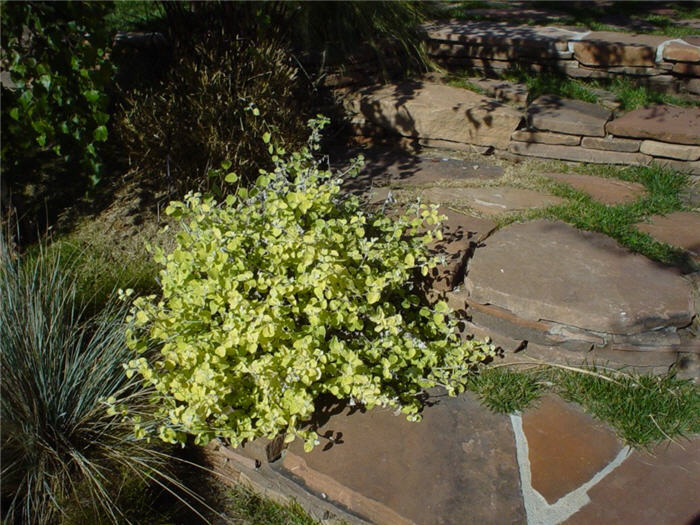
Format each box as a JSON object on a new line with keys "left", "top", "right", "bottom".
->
{"left": 640, "top": 139, "right": 700, "bottom": 161}
{"left": 347, "top": 82, "right": 523, "bottom": 149}
{"left": 509, "top": 142, "right": 651, "bottom": 165}
{"left": 606, "top": 106, "right": 700, "bottom": 146}
{"left": 527, "top": 95, "right": 612, "bottom": 137}
{"left": 564, "top": 440, "right": 700, "bottom": 525}
{"left": 663, "top": 40, "right": 700, "bottom": 62}
{"left": 340, "top": 147, "right": 503, "bottom": 195}
{"left": 281, "top": 392, "right": 526, "bottom": 525}
{"left": 512, "top": 129, "right": 581, "bottom": 146}
{"left": 425, "top": 21, "right": 579, "bottom": 50}
{"left": 418, "top": 186, "right": 564, "bottom": 217}
{"left": 636, "top": 211, "right": 700, "bottom": 260}
{"left": 573, "top": 31, "right": 668, "bottom": 67}
{"left": 426, "top": 208, "right": 496, "bottom": 292}
{"left": 464, "top": 220, "right": 694, "bottom": 334}
{"left": 522, "top": 395, "right": 623, "bottom": 505}
{"left": 581, "top": 136, "right": 640, "bottom": 153}
{"left": 544, "top": 172, "right": 646, "bottom": 205}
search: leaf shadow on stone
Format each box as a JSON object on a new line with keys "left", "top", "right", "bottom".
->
{"left": 333, "top": 144, "right": 424, "bottom": 196}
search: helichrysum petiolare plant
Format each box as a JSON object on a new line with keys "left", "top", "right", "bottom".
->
{"left": 122, "top": 117, "right": 495, "bottom": 451}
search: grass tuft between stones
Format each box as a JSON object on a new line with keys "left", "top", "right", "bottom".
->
{"left": 467, "top": 366, "right": 700, "bottom": 448}
{"left": 496, "top": 163, "right": 691, "bottom": 266}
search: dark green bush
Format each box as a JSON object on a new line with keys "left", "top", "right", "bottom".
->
{"left": 1, "top": 2, "right": 115, "bottom": 240}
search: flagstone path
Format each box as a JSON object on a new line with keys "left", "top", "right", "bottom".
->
{"left": 207, "top": 14, "right": 700, "bottom": 518}
{"left": 204, "top": 144, "right": 700, "bottom": 525}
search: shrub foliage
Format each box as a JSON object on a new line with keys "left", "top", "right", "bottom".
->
{"left": 1, "top": 2, "right": 115, "bottom": 240}
{"left": 123, "top": 120, "right": 494, "bottom": 451}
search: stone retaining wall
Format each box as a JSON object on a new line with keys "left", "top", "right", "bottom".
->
{"left": 507, "top": 97, "right": 700, "bottom": 175}
{"left": 344, "top": 82, "right": 700, "bottom": 177}
{"left": 426, "top": 21, "right": 700, "bottom": 95}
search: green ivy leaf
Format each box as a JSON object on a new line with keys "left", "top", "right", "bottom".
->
{"left": 93, "top": 125, "right": 107, "bottom": 142}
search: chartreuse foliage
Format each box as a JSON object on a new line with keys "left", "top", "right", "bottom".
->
{"left": 122, "top": 119, "right": 494, "bottom": 451}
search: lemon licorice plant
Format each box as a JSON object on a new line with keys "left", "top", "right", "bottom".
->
{"left": 0, "top": 238, "right": 191, "bottom": 524}
{"left": 122, "top": 118, "right": 495, "bottom": 451}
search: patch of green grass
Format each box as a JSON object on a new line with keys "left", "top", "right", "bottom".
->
{"left": 444, "top": 74, "right": 487, "bottom": 94}
{"left": 615, "top": 79, "right": 700, "bottom": 111}
{"left": 468, "top": 366, "right": 700, "bottom": 448}
{"left": 467, "top": 367, "right": 545, "bottom": 413}
{"left": 104, "top": 1, "right": 166, "bottom": 32}
{"left": 496, "top": 68, "right": 700, "bottom": 110}
{"left": 527, "top": 164, "right": 689, "bottom": 264}
{"left": 499, "top": 69, "right": 599, "bottom": 104}
{"left": 222, "top": 485, "right": 319, "bottom": 525}
{"left": 551, "top": 368, "right": 700, "bottom": 448}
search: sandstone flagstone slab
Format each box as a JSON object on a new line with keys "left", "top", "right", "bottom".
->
{"left": 522, "top": 395, "right": 623, "bottom": 505}
{"left": 640, "top": 139, "right": 700, "bottom": 161}
{"left": 662, "top": 40, "right": 700, "bottom": 62}
{"left": 418, "top": 186, "right": 564, "bottom": 217}
{"left": 581, "top": 136, "right": 640, "bottom": 152}
{"left": 606, "top": 106, "right": 700, "bottom": 146}
{"left": 509, "top": 142, "right": 651, "bottom": 165}
{"left": 464, "top": 220, "right": 693, "bottom": 334}
{"left": 544, "top": 172, "right": 646, "bottom": 205}
{"left": 673, "top": 62, "right": 700, "bottom": 75}
{"left": 653, "top": 158, "right": 700, "bottom": 176}
{"left": 527, "top": 96, "right": 612, "bottom": 137}
{"left": 564, "top": 440, "right": 700, "bottom": 525}
{"left": 425, "top": 21, "right": 576, "bottom": 51}
{"left": 280, "top": 392, "right": 526, "bottom": 525}
{"left": 425, "top": 208, "right": 496, "bottom": 292}
{"left": 573, "top": 31, "right": 668, "bottom": 67}
{"left": 635, "top": 211, "right": 700, "bottom": 261}
{"left": 512, "top": 129, "right": 581, "bottom": 146}
{"left": 348, "top": 82, "right": 523, "bottom": 149}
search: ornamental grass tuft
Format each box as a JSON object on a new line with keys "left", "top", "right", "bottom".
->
{"left": 0, "top": 236, "right": 183, "bottom": 524}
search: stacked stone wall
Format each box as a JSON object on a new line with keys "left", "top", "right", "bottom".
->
{"left": 426, "top": 22, "right": 700, "bottom": 95}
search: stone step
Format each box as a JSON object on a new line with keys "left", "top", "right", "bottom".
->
{"left": 280, "top": 392, "right": 525, "bottom": 525}
{"left": 416, "top": 186, "right": 564, "bottom": 217}
{"left": 606, "top": 106, "right": 700, "bottom": 146}
{"left": 527, "top": 95, "right": 612, "bottom": 137}
{"left": 344, "top": 82, "right": 523, "bottom": 150}
{"left": 543, "top": 172, "right": 646, "bottom": 205}
{"left": 509, "top": 142, "right": 652, "bottom": 165}
{"left": 463, "top": 220, "right": 694, "bottom": 335}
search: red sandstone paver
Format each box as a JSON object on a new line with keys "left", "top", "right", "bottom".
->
{"left": 636, "top": 211, "right": 700, "bottom": 261}
{"left": 280, "top": 392, "right": 525, "bottom": 525}
{"left": 464, "top": 220, "right": 694, "bottom": 334}
{"left": 522, "top": 395, "right": 623, "bottom": 504}
{"left": 544, "top": 172, "right": 646, "bottom": 205}
{"left": 606, "top": 106, "right": 700, "bottom": 146}
{"left": 564, "top": 440, "right": 700, "bottom": 525}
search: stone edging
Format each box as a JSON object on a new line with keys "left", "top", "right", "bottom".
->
{"left": 425, "top": 21, "right": 700, "bottom": 95}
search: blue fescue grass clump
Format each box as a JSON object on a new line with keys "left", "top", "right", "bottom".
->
{"left": 0, "top": 236, "right": 171, "bottom": 524}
